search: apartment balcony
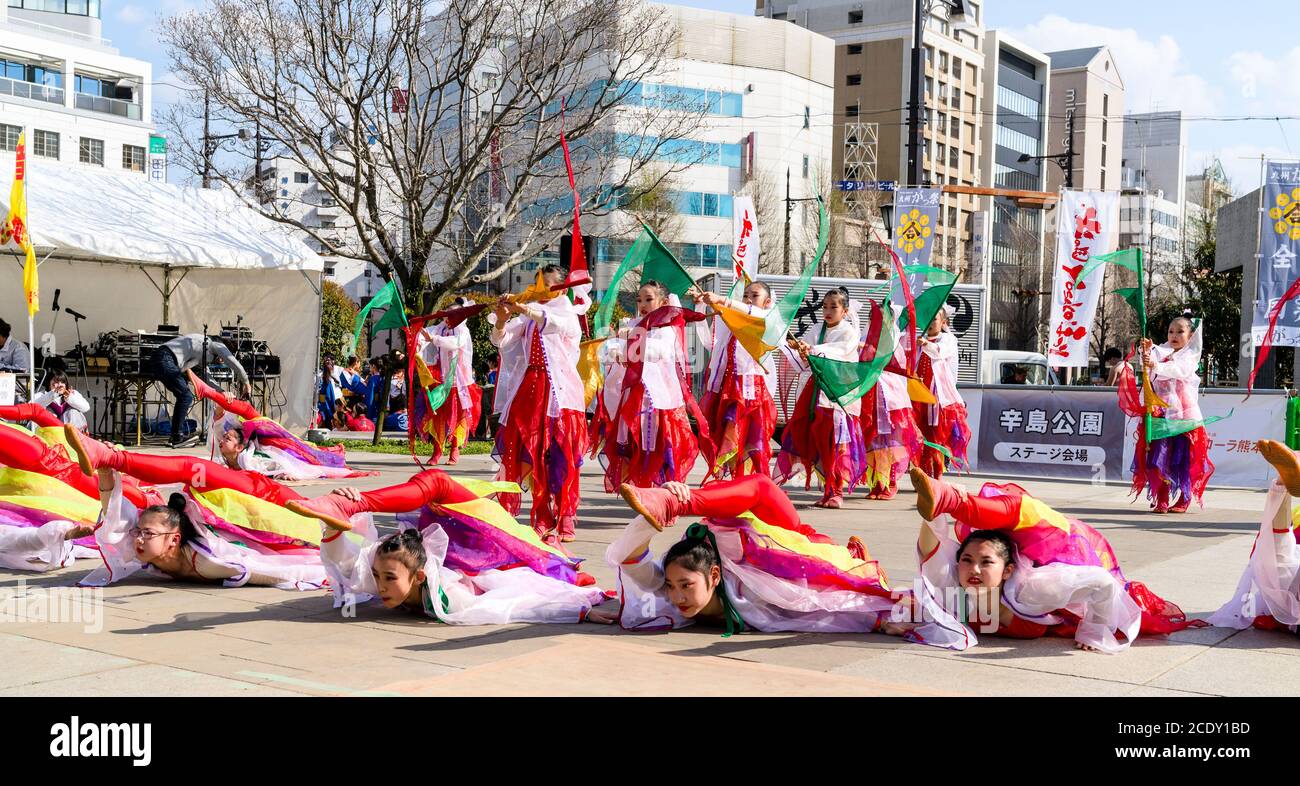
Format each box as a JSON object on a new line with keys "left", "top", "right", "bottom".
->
{"left": 74, "top": 91, "right": 141, "bottom": 120}
{"left": 315, "top": 199, "right": 341, "bottom": 218}
{"left": 0, "top": 74, "right": 64, "bottom": 105}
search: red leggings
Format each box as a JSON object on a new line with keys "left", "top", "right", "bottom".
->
{"left": 685, "top": 475, "right": 831, "bottom": 542}
{"left": 0, "top": 404, "right": 61, "bottom": 429}
{"left": 194, "top": 382, "right": 260, "bottom": 421}
{"left": 104, "top": 451, "right": 303, "bottom": 506}
{"left": 0, "top": 425, "right": 147, "bottom": 508}
{"left": 949, "top": 487, "right": 1020, "bottom": 530}
{"left": 356, "top": 469, "right": 478, "bottom": 512}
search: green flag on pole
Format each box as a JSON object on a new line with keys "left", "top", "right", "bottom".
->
{"left": 353, "top": 278, "right": 408, "bottom": 343}
{"left": 593, "top": 224, "right": 695, "bottom": 337}
{"left": 424, "top": 350, "right": 459, "bottom": 412}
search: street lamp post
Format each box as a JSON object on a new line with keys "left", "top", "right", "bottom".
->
{"left": 783, "top": 166, "right": 821, "bottom": 275}
{"left": 200, "top": 89, "right": 259, "bottom": 190}
{"left": 1017, "top": 109, "right": 1075, "bottom": 189}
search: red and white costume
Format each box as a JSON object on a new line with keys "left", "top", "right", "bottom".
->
{"left": 700, "top": 301, "right": 778, "bottom": 480}
{"left": 490, "top": 297, "right": 589, "bottom": 540}
{"left": 415, "top": 319, "right": 482, "bottom": 462}
{"left": 914, "top": 327, "right": 970, "bottom": 478}
{"left": 593, "top": 308, "right": 700, "bottom": 491}
{"left": 860, "top": 332, "right": 922, "bottom": 499}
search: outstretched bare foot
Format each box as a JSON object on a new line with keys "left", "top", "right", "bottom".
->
{"left": 1259, "top": 439, "right": 1300, "bottom": 496}
{"left": 910, "top": 467, "right": 939, "bottom": 520}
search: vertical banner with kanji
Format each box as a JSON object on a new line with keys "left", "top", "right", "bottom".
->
{"left": 891, "top": 187, "right": 941, "bottom": 300}
{"left": 1046, "top": 189, "right": 1118, "bottom": 367}
{"left": 1252, "top": 162, "right": 1300, "bottom": 345}
{"left": 731, "top": 195, "right": 760, "bottom": 285}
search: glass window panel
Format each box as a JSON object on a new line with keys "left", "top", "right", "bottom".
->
{"left": 703, "top": 192, "right": 718, "bottom": 216}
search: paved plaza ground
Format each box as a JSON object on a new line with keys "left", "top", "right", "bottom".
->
{"left": 0, "top": 445, "right": 1294, "bottom": 697}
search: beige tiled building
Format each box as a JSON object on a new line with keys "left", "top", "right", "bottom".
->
{"left": 756, "top": 0, "right": 987, "bottom": 280}
{"left": 1043, "top": 46, "right": 1124, "bottom": 193}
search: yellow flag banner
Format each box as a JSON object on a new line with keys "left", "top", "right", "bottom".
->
{"left": 1, "top": 133, "right": 37, "bottom": 316}
{"left": 714, "top": 302, "right": 773, "bottom": 363}
{"left": 577, "top": 338, "right": 605, "bottom": 409}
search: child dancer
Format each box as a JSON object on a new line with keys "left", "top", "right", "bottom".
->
{"left": 899, "top": 468, "right": 1195, "bottom": 652}
{"left": 857, "top": 302, "right": 922, "bottom": 499}
{"left": 594, "top": 281, "right": 702, "bottom": 492}
{"left": 1209, "top": 440, "right": 1300, "bottom": 633}
{"left": 285, "top": 470, "right": 608, "bottom": 624}
{"left": 412, "top": 297, "right": 481, "bottom": 465}
{"left": 774, "top": 289, "right": 866, "bottom": 508}
{"left": 599, "top": 475, "right": 968, "bottom": 646}
{"left": 490, "top": 264, "right": 588, "bottom": 544}
{"left": 1131, "top": 316, "right": 1214, "bottom": 513}
{"left": 913, "top": 306, "right": 970, "bottom": 479}
{"left": 694, "top": 281, "right": 778, "bottom": 480}
{"left": 188, "top": 371, "right": 373, "bottom": 481}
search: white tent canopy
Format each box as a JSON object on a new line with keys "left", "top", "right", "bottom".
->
{"left": 0, "top": 159, "right": 325, "bottom": 428}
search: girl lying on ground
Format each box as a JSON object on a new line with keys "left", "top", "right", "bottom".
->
{"left": 599, "top": 474, "right": 969, "bottom": 646}
{"left": 188, "top": 370, "right": 375, "bottom": 481}
{"left": 1209, "top": 440, "right": 1300, "bottom": 634}
{"left": 285, "top": 469, "right": 608, "bottom": 624}
{"left": 891, "top": 468, "right": 1197, "bottom": 653}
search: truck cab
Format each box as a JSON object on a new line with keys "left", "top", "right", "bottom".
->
{"left": 981, "top": 350, "right": 1058, "bottom": 386}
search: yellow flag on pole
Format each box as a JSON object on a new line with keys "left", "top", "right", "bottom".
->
{"left": 2, "top": 134, "right": 37, "bottom": 316}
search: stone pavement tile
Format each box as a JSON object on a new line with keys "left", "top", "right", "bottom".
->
{"left": 1206, "top": 627, "right": 1300, "bottom": 658}
{"left": 0, "top": 633, "right": 138, "bottom": 690}
{"left": 231, "top": 656, "right": 462, "bottom": 696}
{"left": 606, "top": 626, "right": 804, "bottom": 657}
{"left": 716, "top": 639, "right": 907, "bottom": 672}
{"left": 378, "top": 636, "right": 958, "bottom": 696}
{"left": 0, "top": 664, "right": 304, "bottom": 697}
{"left": 1147, "top": 645, "right": 1300, "bottom": 696}
{"left": 829, "top": 649, "right": 1191, "bottom": 697}
{"left": 377, "top": 624, "right": 578, "bottom": 669}
{"left": 903, "top": 634, "right": 1218, "bottom": 686}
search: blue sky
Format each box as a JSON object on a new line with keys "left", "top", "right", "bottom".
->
{"left": 105, "top": 0, "right": 1293, "bottom": 194}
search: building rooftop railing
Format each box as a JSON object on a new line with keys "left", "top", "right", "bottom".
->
{"left": 5, "top": 15, "right": 112, "bottom": 47}
{"left": 74, "top": 90, "right": 141, "bottom": 120}
{"left": 0, "top": 74, "right": 64, "bottom": 105}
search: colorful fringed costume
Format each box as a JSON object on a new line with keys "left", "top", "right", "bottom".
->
{"left": 700, "top": 301, "right": 777, "bottom": 480}
{"left": 491, "top": 297, "right": 589, "bottom": 541}
{"left": 1209, "top": 481, "right": 1300, "bottom": 633}
{"left": 412, "top": 319, "right": 482, "bottom": 464}
{"left": 607, "top": 475, "right": 968, "bottom": 646}
{"left": 0, "top": 466, "right": 100, "bottom": 570}
{"left": 194, "top": 380, "right": 375, "bottom": 481}
{"left": 593, "top": 305, "right": 704, "bottom": 492}
{"left": 1123, "top": 323, "right": 1215, "bottom": 510}
{"left": 920, "top": 479, "right": 1195, "bottom": 652}
{"left": 318, "top": 470, "right": 606, "bottom": 624}
{"left": 914, "top": 329, "right": 970, "bottom": 478}
{"left": 81, "top": 469, "right": 326, "bottom": 590}
{"left": 859, "top": 339, "right": 922, "bottom": 499}
{"left": 774, "top": 319, "right": 867, "bottom": 503}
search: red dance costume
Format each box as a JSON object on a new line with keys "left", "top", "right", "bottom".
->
{"left": 492, "top": 308, "right": 588, "bottom": 541}
{"left": 913, "top": 331, "right": 970, "bottom": 479}
{"left": 0, "top": 408, "right": 148, "bottom": 509}
{"left": 594, "top": 309, "right": 703, "bottom": 492}
{"left": 700, "top": 306, "right": 777, "bottom": 481}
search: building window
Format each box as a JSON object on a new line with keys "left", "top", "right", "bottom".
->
{"left": 846, "top": 73, "right": 861, "bottom": 86}
{"left": 122, "top": 144, "right": 145, "bottom": 172}
{"left": 79, "top": 137, "right": 103, "bottom": 166}
{"left": 845, "top": 105, "right": 859, "bottom": 118}
{"left": 802, "top": 154, "right": 810, "bottom": 178}
{"left": 848, "top": 10, "right": 862, "bottom": 23}
{"left": 996, "top": 85, "right": 1040, "bottom": 119}
{"left": 1101, "top": 171, "right": 1106, "bottom": 191}
{"left": 951, "top": 90, "right": 960, "bottom": 109}
{"left": 848, "top": 43, "right": 863, "bottom": 55}
{"left": 32, "top": 130, "right": 58, "bottom": 159}
{"left": 936, "top": 111, "right": 947, "bottom": 133}
{"left": 950, "top": 115, "right": 959, "bottom": 139}
{"left": 967, "top": 63, "right": 978, "bottom": 84}
{"left": 948, "top": 147, "right": 958, "bottom": 168}
{"left": 281, "top": 189, "right": 289, "bottom": 197}
{"left": 939, "top": 52, "right": 949, "bottom": 71}
{"left": 1103, "top": 93, "right": 1109, "bottom": 118}
{"left": 803, "top": 106, "right": 810, "bottom": 129}
{"left": 951, "top": 57, "right": 961, "bottom": 78}
{"left": 294, "top": 172, "right": 309, "bottom": 184}
{"left": 0, "top": 123, "right": 19, "bottom": 152}
{"left": 947, "top": 205, "right": 957, "bottom": 227}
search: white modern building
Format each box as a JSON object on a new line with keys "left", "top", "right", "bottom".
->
{"left": 0, "top": 1, "right": 159, "bottom": 178}
{"left": 254, "top": 154, "right": 381, "bottom": 303}
{"left": 508, "top": 4, "right": 836, "bottom": 293}
{"left": 1118, "top": 188, "right": 1182, "bottom": 271}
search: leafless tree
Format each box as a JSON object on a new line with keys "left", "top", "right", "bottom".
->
{"left": 160, "top": 0, "right": 708, "bottom": 312}
{"left": 991, "top": 203, "right": 1047, "bottom": 352}
{"left": 612, "top": 164, "right": 684, "bottom": 242}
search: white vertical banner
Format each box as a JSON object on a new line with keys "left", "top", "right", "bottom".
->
{"left": 1046, "top": 189, "right": 1119, "bottom": 367}
{"left": 732, "top": 195, "right": 760, "bottom": 283}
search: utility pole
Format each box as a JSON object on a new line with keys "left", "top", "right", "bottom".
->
{"left": 906, "top": 0, "right": 932, "bottom": 188}
{"left": 783, "top": 167, "right": 792, "bottom": 275}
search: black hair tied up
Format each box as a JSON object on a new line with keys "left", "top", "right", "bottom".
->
{"left": 663, "top": 531, "right": 720, "bottom": 576}
{"left": 139, "top": 494, "right": 203, "bottom": 545}
{"left": 376, "top": 529, "right": 427, "bottom": 573}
